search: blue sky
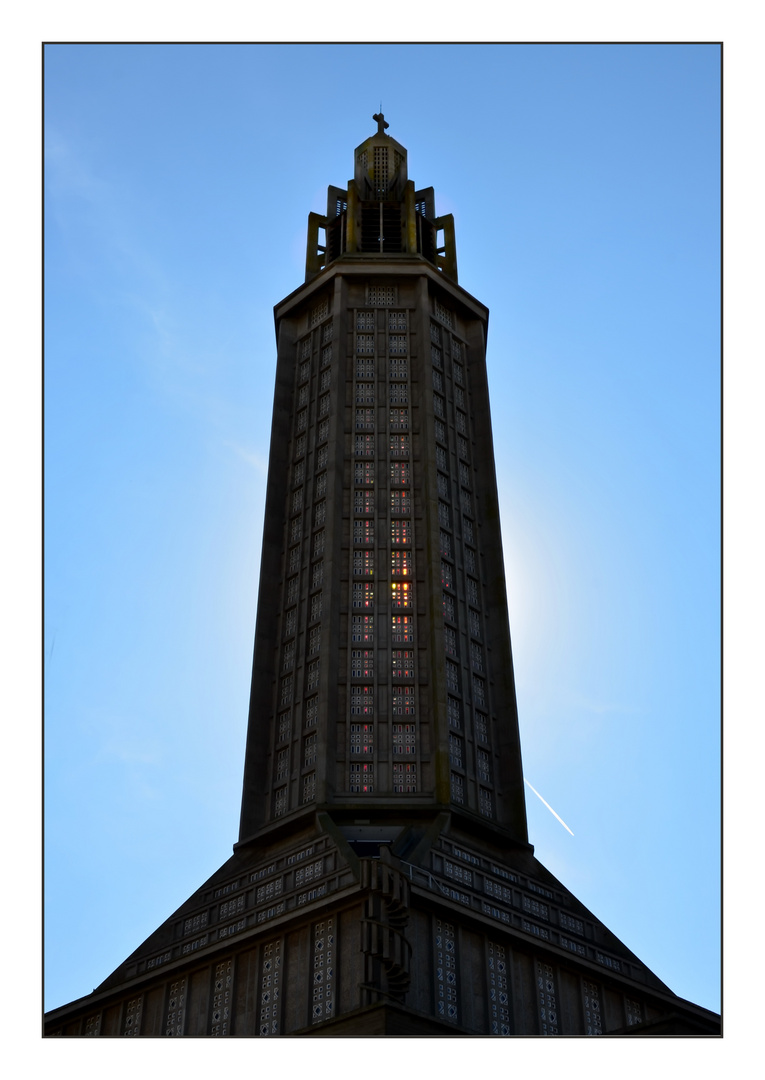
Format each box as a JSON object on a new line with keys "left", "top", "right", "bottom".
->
{"left": 43, "top": 43, "right": 720, "bottom": 1016}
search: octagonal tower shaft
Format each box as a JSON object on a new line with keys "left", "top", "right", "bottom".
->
{"left": 239, "top": 118, "right": 528, "bottom": 846}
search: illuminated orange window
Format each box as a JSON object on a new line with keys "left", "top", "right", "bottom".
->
{"left": 354, "top": 490, "right": 375, "bottom": 514}
{"left": 354, "top": 460, "right": 374, "bottom": 485}
{"left": 391, "top": 550, "right": 412, "bottom": 576}
{"left": 353, "top": 519, "right": 374, "bottom": 545}
{"left": 391, "top": 520, "right": 411, "bottom": 545}
{"left": 392, "top": 651, "right": 414, "bottom": 678}
{"left": 391, "top": 582, "right": 412, "bottom": 609}
{"left": 352, "top": 582, "right": 374, "bottom": 608}
{"left": 353, "top": 550, "right": 374, "bottom": 577}
{"left": 390, "top": 461, "right": 410, "bottom": 485}
{"left": 392, "top": 689, "right": 416, "bottom": 716}
{"left": 391, "top": 616, "right": 413, "bottom": 643}
{"left": 351, "top": 615, "right": 374, "bottom": 643}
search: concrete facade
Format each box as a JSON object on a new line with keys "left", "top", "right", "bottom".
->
{"left": 45, "top": 119, "right": 720, "bottom": 1037}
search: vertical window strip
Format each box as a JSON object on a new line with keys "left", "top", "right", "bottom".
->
{"left": 311, "top": 919, "right": 335, "bottom": 1023}
{"left": 165, "top": 978, "right": 187, "bottom": 1036}
{"left": 393, "top": 759, "right": 417, "bottom": 791}
{"left": 123, "top": 996, "right": 143, "bottom": 1036}
{"left": 466, "top": 549, "right": 478, "bottom": 588}
{"left": 258, "top": 940, "right": 282, "bottom": 1036}
{"left": 305, "top": 695, "right": 319, "bottom": 728}
{"left": 302, "top": 771, "right": 316, "bottom": 803}
{"left": 434, "top": 919, "right": 459, "bottom": 1022}
{"left": 84, "top": 1014, "right": 102, "bottom": 1036}
{"left": 273, "top": 787, "right": 288, "bottom": 817}
{"left": 625, "top": 998, "right": 643, "bottom": 1026}
{"left": 446, "top": 660, "right": 460, "bottom": 693}
{"left": 582, "top": 980, "right": 603, "bottom": 1036}
{"left": 349, "top": 760, "right": 374, "bottom": 792}
{"left": 350, "top": 721, "right": 374, "bottom": 752}
{"left": 447, "top": 695, "right": 461, "bottom": 729}
{"left": 449, "top": 732, "right": 463, "bottom": 767}
{"left": 210, "top": 959, "right": 233, "bottom": 1036}
{"left": 352, "top": 649, "right": 375, "bottom": 678}
{"left": 392, "top": 687, "right": 415, "bottom": 715}
{"left": 275, "top": 747, "right": 289, "bottom": 783}
{"left": 352, "top": 614, "right": 374, "bottom": 643}
{"left": 487, "top": 942, "right": 510, "bottom": 1036}
{"left": 352, "top": 582, "right": 374, "bottom": 608}
{"left": 278, "top": 711, "right": 291, "bottom": 743}
{"left": 280, "top": 674, "right": 293, "bottom": 707}
{"left": 392, "top": 719, "right": 416, "bottom": 751}
{"left": 536, "top": 961, "right": 559, "bottom": 1036}
{"left": 350, "top": 686, "right": 375, "bottom": 716}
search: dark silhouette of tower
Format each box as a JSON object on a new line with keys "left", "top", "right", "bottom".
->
{"left": 45, "top": 119, "right": 719, "bottom": 1037}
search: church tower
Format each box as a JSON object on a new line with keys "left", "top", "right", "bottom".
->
{"left": 45, "top": 118, "right": 719, "bottom": 1037}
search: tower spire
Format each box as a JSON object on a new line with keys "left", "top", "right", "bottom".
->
{"left": 304, "top": 122, "right": 458, "bottom": 281}
{"left": 372, "top": 110, "right": 389, "bottom": 135}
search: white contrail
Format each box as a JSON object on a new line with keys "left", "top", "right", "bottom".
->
{"left": 524, "top": 779, "right": 574, "bottom": 836}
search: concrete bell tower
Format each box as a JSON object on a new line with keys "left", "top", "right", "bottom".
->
{"left": 45, "top": 117, "right": 720, "bottom": 1038}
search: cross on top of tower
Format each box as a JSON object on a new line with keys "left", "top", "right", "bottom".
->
{"left": 372, "top": 111, "right": 389, "bottom": 135}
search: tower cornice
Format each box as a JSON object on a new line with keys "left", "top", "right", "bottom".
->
{"left": 276, "top": 258, "right": 486, "bottom": 333}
